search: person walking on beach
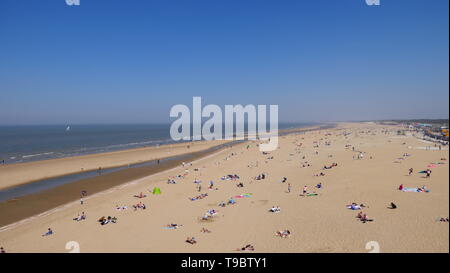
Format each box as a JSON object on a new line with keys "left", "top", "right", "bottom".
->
{"left": 409, "top": 168, "right": 413, "bottom": 176}
{"left": 287, "top": 183, "right": 291, "bottom": 193}
{"left": 80, "top": 197, "right": 84, "bottom": 205}
{"left": 426, "top": 169, "right": 432, "bottom": 178}
{"left": 302, "top": 185, "right": 308, "bottom": 195}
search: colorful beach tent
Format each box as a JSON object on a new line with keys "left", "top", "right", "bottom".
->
{"left": 152, "top": 187, "right": 161, "bottom": 195}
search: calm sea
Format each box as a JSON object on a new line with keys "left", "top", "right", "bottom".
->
{"left": 0, "top": 123, "right": 315, "bottom": 164}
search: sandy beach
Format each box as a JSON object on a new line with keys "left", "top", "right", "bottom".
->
{"left": 0, "top": 122, "right": 448, "bottom": 253}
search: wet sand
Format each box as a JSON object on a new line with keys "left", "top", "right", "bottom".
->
{"left": 0, "top": 140, "right": 230, "bottom": 191}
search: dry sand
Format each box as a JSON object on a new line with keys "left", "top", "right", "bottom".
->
{"left": 0, "top": 122, "right": 448, "bottom": 253}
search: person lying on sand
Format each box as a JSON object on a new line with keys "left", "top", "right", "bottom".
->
{"left": 189, "top": 193, "right": 208, "bottom": 201}
{"left": 186, "top": 237, "right": 197, "bottom": 244}
{"left": 255, "top": 173, "right": 266, "bottom": 180}
{"left": 276, "top": 230, "right": 291, "bottom": 238}
{"left": 134, "top": 192, "right": 147, "bottom": 198}
{"left": 73, "top": 212, "right": 86, "bottom": 221}
{"left": 115, "top": 205, "right": 128, "bottom": 211}
{"left": 347, "top": 203, "right": 361, "bottom": 210}
{"left": 166, "top": 223, "right": 182, "bottom": 229}
{"left": 269, "top": 206, "right": 281, "bottom": 213}
{"left": 438, "top": 217, "right": 449, "bottom": 222}
{"left": 237, "top": 244, "right": 255, "bottom": 251}
{"left": 42, "top": 228, "right": 54, "bottom": 237}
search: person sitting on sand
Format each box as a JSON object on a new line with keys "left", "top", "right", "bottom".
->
{"left": 0, "top": 247, "right": 5, "bottom": 253}
{"left": 42, "top": 228, "right": 53, "bottom": 237}
{"left": 269, "top": 206, "right": 281, "bottom": 213}
{"left": 236, "top": 182, "right": 244, "bottom": 188}
{"left": 186, "top": 237, "right": 197, "bottom": 244}
{"left": 389, "top": 202, "right": 397, "bottom": 209}
{"left": 228, "top": 198, "right": 236, "bottom": 205}
{"left": 133, "top": 202, "right": 146, "bottom": 210}
{"left": 101, "top": 217, "right": 111, "bottom": 225}
{"left": 359, "top": 213, "right": 373, "bottom": 223}
{"left": 201, "top": 227, "right": 211, "bottom": 233}
{"left": 316, "top": 182, "right": 322, "bottom": 189}
{"left": 398, "top": 184, "right": 404, "bottom": 191}
{"left": 408, "top": 168, "right": 413, "bottom": 176}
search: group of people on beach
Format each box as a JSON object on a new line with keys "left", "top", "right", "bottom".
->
{"left": 98, "top": 216, "right": 117, "bottom": 225}
{"left": 189, "top": 193, "right": 208, "bottom": 201}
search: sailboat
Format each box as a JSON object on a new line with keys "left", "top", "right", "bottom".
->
{"left": 66, "top": 125, "right": 71, "bottom": 132}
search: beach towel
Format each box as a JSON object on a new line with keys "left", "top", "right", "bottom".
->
{"left": 402, "top": 187, "right": 418, "bottom": 192}
{"left": 418, "top": 171, "right": 427, "bottom": 174}
{"left": 234, "top": 193, "right": 252, "bottom": 198}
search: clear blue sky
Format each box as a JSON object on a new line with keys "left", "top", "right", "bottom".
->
{"left": 0, "top": 0, "right": 448, "bottom": 125}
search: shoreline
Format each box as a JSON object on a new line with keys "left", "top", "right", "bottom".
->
{"left": 0, "top": 124, "right": 330, "bottom": 191}
{"left": 0, "top": 141, "right": 242, "bottom": 228}
{"left": 0, "top": 139, "right": 232, "bottom": 191}
{"left": 0, "top": 124, "right": 332, "bottom": 228}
